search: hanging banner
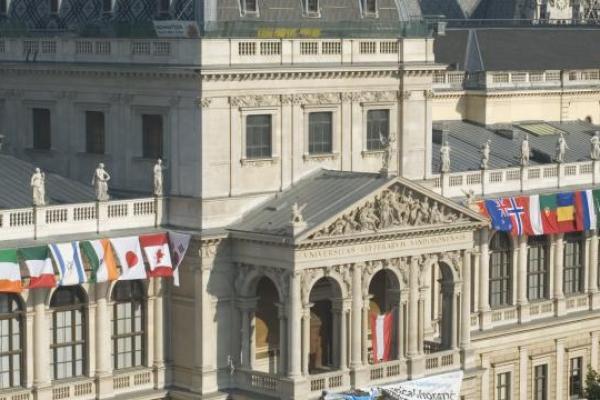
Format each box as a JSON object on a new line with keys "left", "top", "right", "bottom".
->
{"left": 380, "top": 371, "right": 464, "bottom": 400}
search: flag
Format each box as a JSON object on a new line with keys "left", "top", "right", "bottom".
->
{"left": 111, "top": 237, "right": 147, "bottom": 280}
{"left": 556, "top": 192, "right": 579, "bottom": 233}
{"left": 505, "top": 197, "right": 527, "bottom": 236}
{"left": 484, "top": 199, "right": 512, "bottom": 232}
{"left": 169, "top": 231, "right": 191, "bottom": 287}
{"left": 539, "top": 194, "right": 560, "bottom": 234}
{"left": 594, "top": 190, "right": 600, "bottom": 229}
{"left": 576, "top": 190, "right": 597, "bottom": 231}
{"left": 0, "top": 249, "right": 22, "bottom": 293}
{"left": 370, "top": 312, "right": 393, "bottom": 364}
{"left": 527, "top": 195, "right": 545, "bottom": 236}
{"left": 49, "top": 242, "right": 87, "bottom": 286}
{"left": 139, "top": 233, "right": 173, "bottom": 278}
{"left": 20, "top": 246, "right": 56, "bottom": 288}
{"left": 80, "top": 239, "right": 119, "bottom": 283}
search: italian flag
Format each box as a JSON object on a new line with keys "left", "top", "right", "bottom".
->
{"left": 20, "top": 246, "right": 56, "bottom": 288}
{"left": 139, "top": 233, "right": 173, "bottom": 277}
{"left": 0, "top": 249, "right": 22, "bottom": 293}
{"left": 80, "top": 239, "right": 119, "bottom": 283}
{"left": 370, "top": 312, "right": 393, "bottom": 364}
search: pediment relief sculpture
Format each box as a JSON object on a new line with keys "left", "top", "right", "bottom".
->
{"left": 309, "top": 183, "right": 467, "bottom": 239}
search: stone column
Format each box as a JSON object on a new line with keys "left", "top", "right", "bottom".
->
{"left": 592, "top": 331, "right": 600, "bottom": 371}
{"left": 339, "top": 303, "right": 349, "bottom": 371}
{"left": 302, "top": 305, "right": 312, "bottom": 376}
{"left": 519, "top": 347, "right": 528, "bottom": 400}
{"left": 479, "top": 228, "right": 491, "bottom": 329}
{"left": 277, "top": 303, "right": 287, "bottom": 376}
{"left": 480, "top": 355, "right": 490, "bottom": 400}
{"left": 33, "top": 289, "right": 51, "bottom": 400}
{"left": 461, "top": 251, "right": 473, "bottom": 368}
{"left": 331, "top": 307, "right": 340, "bottom": 368}
{"left": 451, "top": 287, "right": 460, "bottom": 350}
{"left": 238, "top": 298, "right": 257, "bottom": 369}
{"left": 408, "top": 257, "right": 424, "bottom": 378}
{"left": 554, "top": 234, "right": 566, "bottom": 316}
{"left": 287, "top": 273, "right": 302, "bottom": 378}
{"left": 588, "top": 231, "right": 600, "bottom": 309}
{"left": 95, "top": 282, "right": 113, "bottom": 396}
{"left": 517, "top": 235, "right": 530, "bottom": 323}
{"left": 361, "top": 298, "right": 371, "bottom": 365}
{"left": 350, "top": 265, "right": 363, "bottom": 369}
{"left": 555, "top": 339, "right": 565, "bottom": 399}
{"left": 153, "top": 278, "right": 165, "bottom": 388}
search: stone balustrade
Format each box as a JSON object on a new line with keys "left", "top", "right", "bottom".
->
{"left": 422, "top": 160, "right": 600, "bottom": 199}
{"left": 0, "top": 197, "right": 164, "bottom": 241}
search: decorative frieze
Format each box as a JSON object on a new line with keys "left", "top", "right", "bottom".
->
{"left": 356, "top": 90, "right": 399, "bottom": 104}
{"left": 229, "top": 95, "right": 280, "bottom": 108}
{"left": 298, "top": 92, "right": 340, "bottom": 105}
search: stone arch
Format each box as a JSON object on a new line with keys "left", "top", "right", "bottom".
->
{"left": 363, "top": 260, "right": 405, "bottom": 297}
{"left": 302, "top": 267, "right": 349, "bottom": 306}
{"left": 107, "top": 279, "right": 151, "bottom": 301}
{"left": 237, "top": 265, "right": 286, "bottom": 302}
{"left": 45, "top": 284, "right": 90, "bottom": 306}
{"left": 254, "top": 277, "right": 281, "bottom": 374}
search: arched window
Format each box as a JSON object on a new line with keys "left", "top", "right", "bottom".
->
{"left": 0, "top": 295, "right": 23, "bottom": 389}
{"left": 50, "top": 287, "right": 86, "bottom": 380}
{"left": 528, "top": 236, "right": 549, "bottom": 301}
{"left": 564, "top": 233, "right": 584, "bottom": 295}
{"left": 112, "top": 281, "right": 145, "bottom": 370}
{"left": 489, "top": 232, "right": 512, "bottom": 308}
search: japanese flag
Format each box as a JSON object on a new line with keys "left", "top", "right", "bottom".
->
{"left": 139, "top": 233, "right": 173, "bottom": 277}
{"left": 110, "top": 236, "right": 147, "bottom": 280}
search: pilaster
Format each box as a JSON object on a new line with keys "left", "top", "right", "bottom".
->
{"left": 517, "top": 235, "right": 530, "bottom": 323}
{"left": 95, "top": 282, "right": 114, "bottom": 398}
{"left": 407, "top": 256, "right": 424, "bottom": 379}
{"left": 153, "top": 278, "right": 166, "bottom": 389}
{"left": 479, "top": 228, "right": 492, "bottom": 329}
{"left": 519, "top": 346, "right": 528, "bottom": 400}
{"left": 554, "top": 234, "right": 566, "bottom": 316}
{"left": 33, "top": 289, "right": 51, "bottom": 400}
{"left": 588, "top": 231, "right": 600, "bottom": 309}
{"left": 287, "top": 273, "right": 302, "bottom": 379}
{"left": 460, "top": 251, "right": 474, "bottom": 369}
{"left": 555, "top": 339, "right": 565, "bottom": 399}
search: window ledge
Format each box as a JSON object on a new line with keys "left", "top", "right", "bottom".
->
{"left": 303, "top": 152, "right": 339, "bottom": 162}
{"left": 361, "top": 149, "right": 386, "bottom": 158}
{"left": 24, "top": 147, "right": 55, "bottom": 154}
{"left": 76, "top": 152, "right": 111, "bottom": 159}
{"left": 240, "top": 157, "right": 279, "bottom": 167}
{"left": 132, "top": 157, "right": 165, "bottom": 163}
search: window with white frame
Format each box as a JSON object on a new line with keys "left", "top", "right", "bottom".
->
{"left": 308, "top": 112, "right": 333, "bottom": 154}
{"left": 496, "top": 371, "right": 511, "bottom": 400}
{"left": 569, "top": 357, "right": 583, "bottom": 399}
{"left": 489, "top": 232, "right": 512, "bottom": 308}
{"left": 50, "top": 287, "right": 86, "bottom": 380}
{"left": 564, "top": 233, "right": 584, "bottom": 295}
{"left": 112, "top": 281, "right": 145, "bottom": 370}
{"left": 528, "top": 236, "right": 549, "bottom": 301}
{"left": 242, "top": 0, "right": 258, "bottom": 14}
{"left": 534, "top": 364, "right": 548, "bottom": 400}
{"left": 366, "top": 109, "right": 389, "bottom": 151}
{"left": 363, "top": 0, "right": 377, "bottom": 14}
{"left": 246, "top": 114, "right": 272, "bottom": 159}
{"left": 305, "top": 0, "right": 319, "bottom": 14}
{"left": 0, "top": 295, "right": 23, "bottom": 389}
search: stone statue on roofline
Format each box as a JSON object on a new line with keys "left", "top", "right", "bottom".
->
{"left": 555, "top": 133, "right": 569, "bottom": 163}
{"left": 480, "top": 140, "right": 491, "bottom": 170}
{"left": 92, "top": 163, "right": 111, "bottom": 201}
{"left": 153, "top": 158, "right": 166, "bottom": 196}
{"left": 520, "top": 134, "right": 531, "bottom": 167}
{"left": 31, "top": 167, "right": 46, "bottom": 207}
{"left": 440, "top": 140, "right": 451, "bottom": 173}
{"left": 591, "top": 131, "right": 600, "bottom": 160}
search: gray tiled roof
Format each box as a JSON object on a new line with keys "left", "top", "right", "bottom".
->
{"left": 432, "top": 120, "right": 600, "bottom": 173}
{"left": 0, "top": 154, "right": 96, "bottom": 209}
{"left": 230, "top": 169, "right": 393, "bottom": 237}
{"left": 435, "top": 28, "right": 600, "bottom": 72}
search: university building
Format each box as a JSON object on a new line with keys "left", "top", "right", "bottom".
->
{"left": 1, "top": 1, "right": 600, "bottom": 399}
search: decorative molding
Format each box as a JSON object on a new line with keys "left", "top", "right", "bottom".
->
{"left": 357, "top": 90, "right": 399, "bottom": 104}
{"left": 298, "top": 92, "right": 340, "bottom": 105}
{"left": 303, "top": 153, "right": 339, "bottom": 163}
{"left": 424, "top": 90, "right": 435, "bottom": 99}
{"left": 240, "top": 157, "right": 280, "bottom": 167}
{"left": 401, "top": 91, "right": 412, "bottom": 100}
{"left": 197, "top": 97, "right": 212, "bottom": 108}
{"left": 229, "top": 95, "right": 280, "bottom": 108}
{"left": 202, "top": 69, "right": 401, "bottom": 82}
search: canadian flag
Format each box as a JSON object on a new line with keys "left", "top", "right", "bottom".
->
{"left": 139, "top": 233, "right": 173, "bottom": 277}
{"left": 370, "top": 312, "right": 394, "bottom": 364}
{"left": 110, "top": 236, "right": 147, "bottom": 281}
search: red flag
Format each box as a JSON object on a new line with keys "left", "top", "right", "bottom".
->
{"left": 139, "top": 233, "right": 173, "bottom": 278}
{"left": 539, "top": 194, "right": 560, "bottom": 234}
{"left": 370, "top": 312, "right": 393, "bottom": 364}
{"left": 574, "top": 192, "right": 586, "bottom": 232}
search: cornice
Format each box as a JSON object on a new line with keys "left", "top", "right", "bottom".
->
{"left": 0, "top": 64, "right": 199, "bottom": 80}
{"left": 201, "top": 69, "right": 400, "bottom": 82}
{"left": 466, "top": 87, "right": 600, "bottom": 99}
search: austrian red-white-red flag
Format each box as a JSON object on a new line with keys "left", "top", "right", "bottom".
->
{"left": 370, "top": 312, "right": 394, "bottom": 364}
{"left": 139, "top": 233, "right": 173, "bottom": 277}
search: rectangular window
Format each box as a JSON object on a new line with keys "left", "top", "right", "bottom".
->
{"left": 0, "top": 0, "right": 7, "bottom": 16}
{"left": 306, "top": 0, "right": 319, "bottom": 13}
{"left": 85, "top": 111, "right": 105, "bottom": 154}
{"left": 158, "top": 0, "right": 169, "bottom": 14}
{"left": 569, "top": 357, "right": 583, "bottom": 399}
{"left": 364, "top": 0, "right": 377, "bottom": 13}
{"left": 496, "top": 372, "right": 511, "bottom": 400}
{"left": 246, "top": 114, "right": 272, "bottom": 159}
{"left": 142, "top": 114, "right": 163, "bottom": 159}
{"left": 308, "top": 112, "right": 333, "bottom": 154}
{"left": 50, "top": 0, "right": 59, "bottom": 14}
{"left": 528, "top": 237, "right": 549, "bottom": 301}
{"left": 490, "top": 252, "right": 511, "bottom": 307}
{"left": 244, "top": 0, "right": 257, "bottom": 13}
{"left": 32, "top": 108, "right": 51, "bottom": 150}
{"left": 564, "top": 234, "right": 584, "bottom": 295}
{"left": 534, "top": 364, "right": 547, "bottom": 400}
{"left": 366, "top": 109, "right": 389, "bottom": 151}
{"left": 102, "top": 0, "right": 112, "bottom": 13}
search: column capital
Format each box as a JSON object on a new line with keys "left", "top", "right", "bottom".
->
{"left": 236, "top": 297, "right": 259, "bottom": 311}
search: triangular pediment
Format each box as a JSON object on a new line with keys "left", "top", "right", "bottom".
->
{"left": 299, "top": 176, "right": 486, "bottom": 241}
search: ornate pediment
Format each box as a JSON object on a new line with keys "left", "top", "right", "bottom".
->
{"left": 306, "top": 180, "right": 482, "bottom": 240}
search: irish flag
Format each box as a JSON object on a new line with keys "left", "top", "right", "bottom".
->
{"left": 111, "top": 237, "right": 147, "bottom": 281}
{"left": 0, "top": 249, "right": 22, "bottom": 293}
{"left": 80, "top": 239, "right": 119, "bottom": 283}
{"left": 20, "top": 246, "right": 56, "bottom": 288}
{"left": 370, "top": 312, "right": 393, "bottom": 364}
{"left": 139, "top": 233, "right": 173, "bottom": 277}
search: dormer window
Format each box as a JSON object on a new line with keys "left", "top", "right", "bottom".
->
{"left": 242, "top": 0, "right": 258, "bottom": 15}
{"left": 157, "top": 0, "right": 170, "bottom": 16}
{"left": 49, "top": 0, "right": 59, "bottom": 15}
{"left": 363, "top": 0, "right": 378, "bottom": 16}
{"left": 305, "top": 0, "right": 320, "bottom": 15}
{"left": 102, "top": 0, "right": 113, "bottom": 14}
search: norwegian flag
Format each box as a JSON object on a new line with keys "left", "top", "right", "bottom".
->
{"left": 505, "top": 197, "right": 528, "bottom": 236}
{"left": 139, "top": 233, "right": 173, "bottom": 278}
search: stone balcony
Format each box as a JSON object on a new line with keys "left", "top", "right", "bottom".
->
{"left": 0, "top": 197, "right": 164, "bottom": 241}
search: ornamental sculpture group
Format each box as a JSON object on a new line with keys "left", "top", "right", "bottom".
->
{"left": 31, "top": 159, "right": 166, "bottom": 206}
{"left": 441, "top": 130, "right": 600, "bottom": 173}
{"left": 311, "top": 184, "right": 464, "bottom": 238}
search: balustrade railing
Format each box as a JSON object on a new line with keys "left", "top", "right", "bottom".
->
{"left": 0, "top": 197, "right": 164, "bottom": 241}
